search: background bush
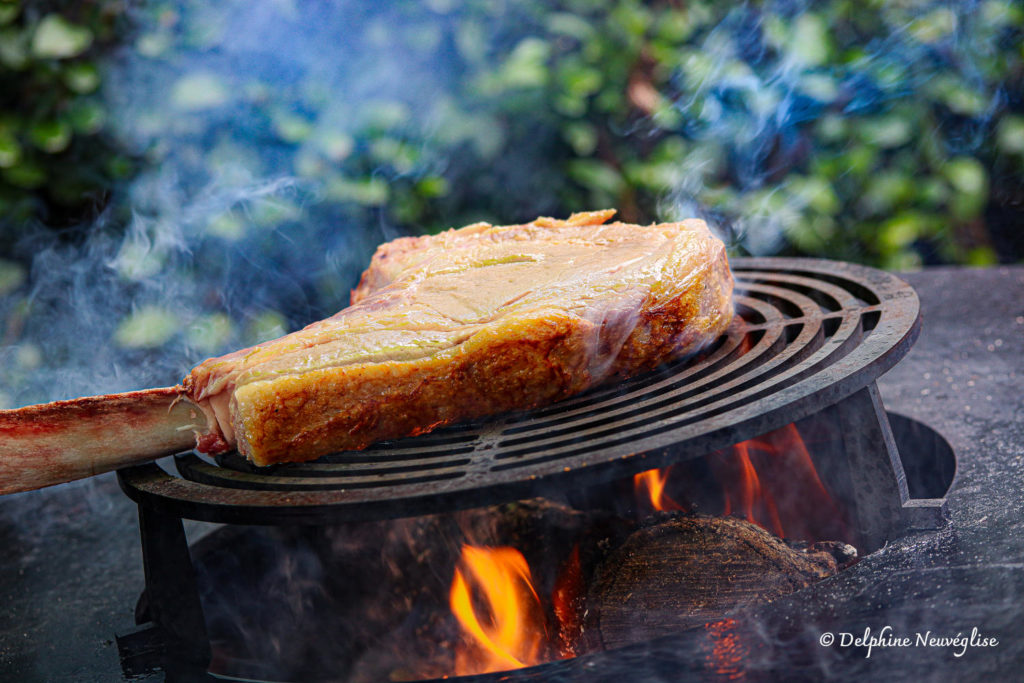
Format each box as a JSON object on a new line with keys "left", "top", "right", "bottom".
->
{"left": 0, "top": 0, "right": 1021, "bottom": 405}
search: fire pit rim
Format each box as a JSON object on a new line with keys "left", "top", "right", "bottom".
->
{"left": 117, "top": 256, "right": 921, "bottom": 525}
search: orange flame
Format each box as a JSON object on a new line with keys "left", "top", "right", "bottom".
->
{"left": 635, "top": 423, "right": 849, "bottom": 543}
{"left": 449, "top": 545, "right": 545, "bottom": 675}
{"left": 634, "top": 466, "right": 686, "bottom": 511}
{"left": 722, "top": 441, "right": 784, "bottom": 537}
{"left": 769, "top": 423, "right": 835, "bottom": 503}
{"left": 717, "top": 422, "right": 848, "bottom": 541}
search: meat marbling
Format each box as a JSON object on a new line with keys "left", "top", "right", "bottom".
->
{"left": 184, "top": 210, "right": 734, "bottom": 466}
{"left": 0, "top": 210, "right": 734, "bottom": 494}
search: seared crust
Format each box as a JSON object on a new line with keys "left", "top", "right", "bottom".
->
{"left": 185, "top": 211, "right": 734, "bottom": 466}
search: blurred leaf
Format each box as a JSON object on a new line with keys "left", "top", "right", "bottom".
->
{"left": 996, "top": 115, "right": 1024, "bottom": 154}
{"left": 762, "top": 14, "right": 788, "bottom": 50}
{"left": 0, "top": 258, "right": 25, "bottom": 296}
{"left": 554, "top": 92, "right": 587, "bottom": 117}
{"left": 3, "top": 159, "right": 45, "bottom": 188}
{"left": 881, "top": 249, "right": 923, "bottom": 272}
{"left": 844, "top": 144, "right": 879, "bottom": 179}
{"left": 981, "top": 1, "right": 1024, "bottom": 26}
{"left": 489, "top": 37, "right": 550, "bottom": 92}
{"left": 944, "top": 157, "right": 988, "bottom": 197}
{"left": 294, "top": 149, "right": 324, "bottom": 178}
{"left": 0, "top": 26, "right": 27, "bottom": 69}
{"left": 909, "top": 8, "right": 957, "bottom": 44}
{"left": 857, "top": 115, "right": 911, "bottom": 148}
{"left": 880, "top": 213, "right": 927, "bottom": 251}
{"left": 415, "top": 175, "right": 449, "bottom": 199}
{"left": 861, "top": 171, "right": 914, "bottom": 215}
{"left": 171, "top": 72, "right": 230, "bottom": 111}
{"left": 0, "top": 131, "right": 21, "bottom": 168}
{"left": 654, "top": 9, "right": 694, "bottom": 43}
{"left": 14, "top": 343, "right": 42, "bottom": 372}
{"left": 610, "top": 1, "right": 651, "bottom": 40}
{"left": 187, "top": 314, "right": 233, "bottom": 352}
{"left": 559, "top": 60, "right": 603, "bottom": 98}
{"left": 114, "top": 237, "right": 166, "bottom": 281}
{"left": 207, "top": 211, "right": 245, "bottom": 240}
{"left": 114, "top": 307, "right": 179, "bottom": 349}
{"left": 788, "top": 176, "right": 840, "bottom": 215}
{"left": 920, "top": 178, "right": 950, "bottom": 207}
{"left": 815, "top": 114, "right": 848, "bottom": 142}
{"left": 623, "top": 159, "right": 679, "bottom": 191}
{"left": 566, "top": 159, "right": 624, "bottom": 198}
{"left": 563, "top": 121, "right": 598, "bottom": 155}
{"left": 63, "top": 62, "right": 100, "bottom": 94}
{"left": 246, "top": 310, "right": 288, "bottom": 345}
{"left": 406, "top": 23, "right": 441, "bottom": 53}
{"left": 678, "top": 48, "right": 716, "bottom": 89}
{"left": 32, "top": 14, "right": 93, "bottom": 59}
{"left": 546, "top": 13, "right": 594, "bottom": 41}
{"left": 426, "top": 0, "right": 455, "bottom": 13}
{"left": 362, "top": 100, "right": 410, "bottom": 131}
{"left": 315, "top": 131, "right": 354, "bottom": 162}
{"left": 250, "top": 199, "right": 301, "bottom": 226}
{"left": 29, "top": 120, "right": 72, "bottom": 153}
{"left": 786, "top": 215, "right": 837, "bottom": 252}
{"left": 68, "top": 100, "right": 106, "bottom": 134}
{"left": 0, "top": 3, "right": 18, "bottom": 26}
{"left": 736, "top": 188, "right": 797, "bottom": 256}
{"left": 272, "top": 111, "right": 314, "bottom": 143}
{"left": 324, "top": 176, "right": 389, "bottom": 206}
{"left": 966, "top": 246, "right": 998, "bottom": 266}
{"left": 136, "top": 32, "right": 172, "bottom": 57}
{"left": 933, "top": 80, "right": 988, "bottom": 117}
{"left": 370, "top": 138, "right": 418, "bottom": 173}
{"left": 106, "top": 155, "right": 135, "bottom": 179}
{"left": 799, "top": 73, "right": 839, "bottom": 102}
{"left": 184, "top": 11, "right": 224, "bottom": 49}
{"left": 454, "top": 19, "right": 487, "bottom": 63}
{"left": 791, "top": 14, "right": 831, "bottom": 65}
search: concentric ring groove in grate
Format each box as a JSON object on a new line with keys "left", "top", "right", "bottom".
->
{"left": 118, "top": 257, "right": 922, "bottom": 524}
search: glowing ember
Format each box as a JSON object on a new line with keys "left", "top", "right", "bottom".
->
{"left": 551, "top": 544, "right": 582, "bottom": 658}
{"left": 449, "top": 545, "right": 546, "bottom": 675}
{"left": 703, "top": 618, "right": 748, "bottom": 680}
{"left": 634, "top": 466, "right": 686, "bottom": 512}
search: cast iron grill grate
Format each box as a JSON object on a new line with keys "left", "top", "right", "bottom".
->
{"left": 118, "top": 257, "right": 921, "bottom": 524}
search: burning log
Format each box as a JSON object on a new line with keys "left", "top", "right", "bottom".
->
{"left": 583, "top": 514, "right": 850, "bottom": 650}
{"left": 194, "top": 498, "right": 626, "bottom": 682}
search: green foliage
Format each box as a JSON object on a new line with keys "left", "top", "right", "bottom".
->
{"left": 0, "top": 0, "right": 1022, "bottom": 403}
{"left": 0, "top": 1, "right": 135, "bottom": 240}
{"left": 2, "top": 0, "right": 1020, "bottom": 268}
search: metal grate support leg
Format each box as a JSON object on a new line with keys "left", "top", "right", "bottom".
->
{"left": 826, "top": 382, "right": 947, "bottom": 551}
{"left": 117, "top": 503, "right": 211, "bottom": 677}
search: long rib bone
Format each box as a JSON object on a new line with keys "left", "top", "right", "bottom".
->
{"left": 0, "top": 387, "right": 204, "bottom": 495}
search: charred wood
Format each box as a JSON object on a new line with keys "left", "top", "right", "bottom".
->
{"left": 583, "top": 514, "right": 845, "bottom": 651}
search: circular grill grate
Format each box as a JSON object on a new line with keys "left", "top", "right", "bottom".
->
{"left": 118, "top": 257, "right": 920, "bottom": 524}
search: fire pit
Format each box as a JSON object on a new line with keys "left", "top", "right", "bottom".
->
{"left": 2, "top": 264, "right": 1019, "bottom": 682}
{"left": 110, "top": 257, "right": 953, "bottom": 680}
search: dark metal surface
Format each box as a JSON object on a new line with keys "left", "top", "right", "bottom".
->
{"left": 134, "top": 507, "right": 210, "bottom": 665}
{"left": 825, "top": 383, "right": 946, "bottom": 546}
{"left": 117, "top": 257, "right": 922, "bottom": 524}
{"left": 3, "top": 265, "right": 1021, "bottom": 683}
